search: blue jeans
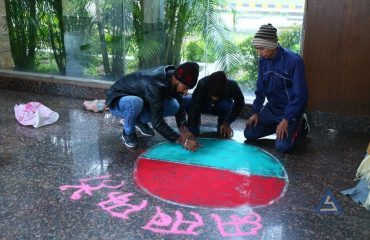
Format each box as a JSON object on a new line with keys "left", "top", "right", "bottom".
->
{"left": 110, "top": 96, "right": 179, "bottom": 135}
{"left": 244, "top": 105, "right": 307, "bottom": 153}
{"left": 183, "top": 95, "right": 235, "bottom": 136}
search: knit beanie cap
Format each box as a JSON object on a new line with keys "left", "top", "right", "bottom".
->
{"left": 206, "top": 71, "right": 228, "bottom": 98}
{"left": 174, "top": 62, "right": 199, "bottom": 89}
{"left": 253, "top": 23, "right": 278, "bottom": 49}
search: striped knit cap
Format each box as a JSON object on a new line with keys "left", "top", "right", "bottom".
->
{"left": 253, "top": 23, "right": 278, "bottom": 49}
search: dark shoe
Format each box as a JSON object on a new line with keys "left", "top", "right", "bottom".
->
{"left": 135, "top": 122, "right": 155, "bottom": 137}
{"left": 121, "top": 132, "right": 138, "bottom": 148}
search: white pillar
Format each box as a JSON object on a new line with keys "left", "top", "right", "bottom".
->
{"left": 143, "top": 0, "right": 164, "bottom": 66}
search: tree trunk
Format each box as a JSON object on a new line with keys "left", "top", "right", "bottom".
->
{"left": 110, "top": 0, "right": 125, "bottom": 79}
{"left": 49, "top": 0, "right": 66, "bottom": 75}
{"left": 95, "top": 0, "right": 110, "bottom": 76}
{"left": 27, "top": 0, "right": 37, "bottom": 70}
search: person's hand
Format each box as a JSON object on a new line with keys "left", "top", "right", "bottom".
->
{"left": 219, "top": 123, "right": 234, "bottom": 138}
{"left": 276, "top": 119, "right": 288, "bottom": 140}
{"left": 246, "top": 113, "right": 259, "bottom": 129}
{"left": 180, "top": 130, "right": 196, "bottom": 140}
{"left": 183, "top": 138, "right": 200, "bottom": 151}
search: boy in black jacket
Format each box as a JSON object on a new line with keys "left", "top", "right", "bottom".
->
{"left": 184, "top": 71, "right": 245, "bottom": 138}
{"left": 106, "top": 62, "right": 200, "bottom": 150}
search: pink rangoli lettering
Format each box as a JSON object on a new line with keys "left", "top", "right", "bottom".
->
{"left": 142, "top": 206, "right": 204, "bottom": 235}
{"left": 59, "top": 175, "right": 124, "bottom": 200}
{"left": 211, "top": 212, "right": 263, "bottom": 237}
{"left": 97, "top": 192, "right": 148, "bottom": 219}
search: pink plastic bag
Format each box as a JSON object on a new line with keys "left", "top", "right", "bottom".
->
{"left": 14, "top": 102, "right": 59, "bottom": 128}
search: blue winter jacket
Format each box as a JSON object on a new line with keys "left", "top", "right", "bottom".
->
{"left": 252, "top": 45, "right": 308, "bottom": 121}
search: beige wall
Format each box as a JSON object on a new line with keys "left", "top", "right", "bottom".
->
{"left": 0, "top": 0, "right": 14, "bottom": 69}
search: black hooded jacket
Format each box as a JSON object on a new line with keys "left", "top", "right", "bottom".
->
{"left": 187, "top": 76, "right": 245, "bottom": 128}
{"left": 106, "top": 66, "right": 186, "bottom": 142}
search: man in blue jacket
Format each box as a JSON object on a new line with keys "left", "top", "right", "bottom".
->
{"left": 244, "top": 23, "right": 309, "bottom": 153}
{"left": 106, "top": 62, "right": 200, "bottom": 151}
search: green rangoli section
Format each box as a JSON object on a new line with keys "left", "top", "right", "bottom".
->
{"left": 142, "top": 138, "right": 285, "bottom": 178}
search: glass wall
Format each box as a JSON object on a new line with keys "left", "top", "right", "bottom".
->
{"left": 3, "top": 0, "right": 305, "bottom": 100}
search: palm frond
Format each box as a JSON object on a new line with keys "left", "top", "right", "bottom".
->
{"left": 137, "top": 39, "right": 163, "bottom": 60}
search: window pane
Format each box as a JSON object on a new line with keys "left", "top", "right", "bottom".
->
{"left": 218, "top": 0, "right": 305, "bottom": 101}
{"left": 3, "top": 0, "right": 305, "bottom": 101}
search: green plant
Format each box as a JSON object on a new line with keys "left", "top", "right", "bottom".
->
{"left": 5, "top": 0, "right": 38, "bottom": 71}
{"left": 5, "top": 0, "right": 67, "bottom": 74}
{"left": 35, "top": 52, "right": 59, "bottom": 74}
{"left": 131, "top": 0, "right": 242, "bottom": 70}
{"left": 228, "top": 36, "right": 258, "bottom": 90}
{"left": 279, "top": 24, "right": 302, "bottom": 53}
{"left": 183, "top": 40, "right": 216, "bottom": 63}
{"left": 38, "top": 0, "right": 66, "bottom": 75}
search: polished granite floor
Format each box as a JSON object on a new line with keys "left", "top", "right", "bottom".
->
{"left": 0, "top": 89, "right": 369, "bottom": 240}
